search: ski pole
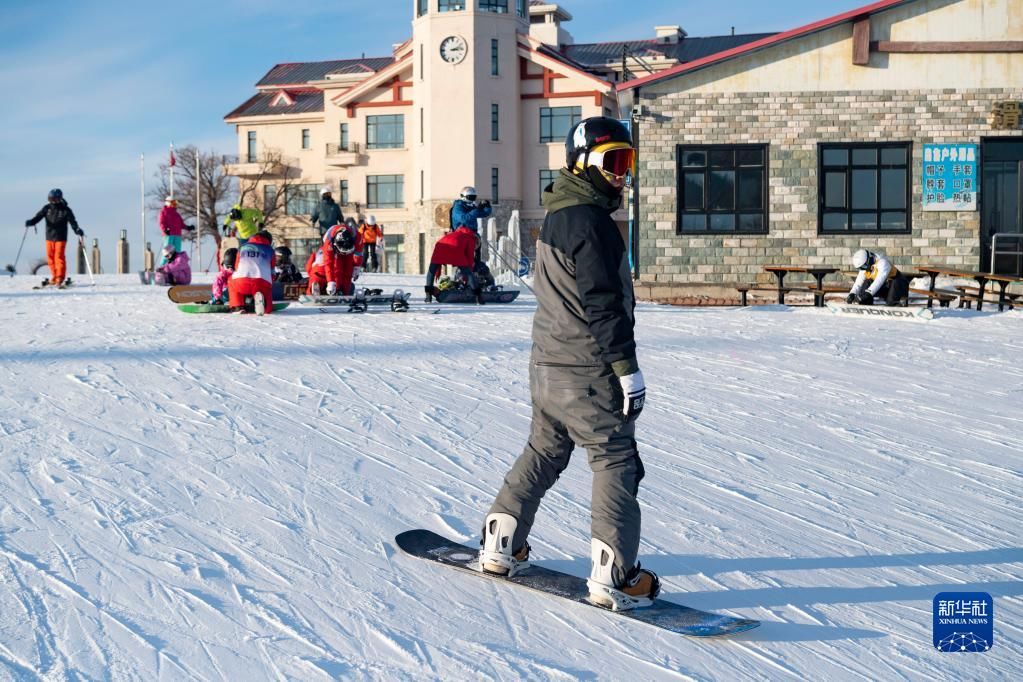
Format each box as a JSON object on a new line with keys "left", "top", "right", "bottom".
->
{"left": 6, "top": 224, "right": 31, "bottom": 276}
{"left": 80, "top": 236, "right": 96, "bottom": 285}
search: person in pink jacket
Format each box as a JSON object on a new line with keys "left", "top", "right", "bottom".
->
{"left": 156, "top": 246, "right": 191, "bottom": 285}
{"left": 158, "top": 197, "right": 192, "bottom": 264}
{"left": 210, "top": 247, "right": 238, "bottom": 304}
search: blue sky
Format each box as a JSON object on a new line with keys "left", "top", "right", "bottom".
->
{"left": 0, "top": 0, "right": 860, "bottom": 272}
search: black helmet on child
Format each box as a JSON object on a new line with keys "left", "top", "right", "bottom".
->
{"left": 48, "top": 188, "right": 63, "bottom": 201}
{"left": 223, "top": 248, "right": 238, "bottom": 270}
{"left": 274, "top": 245, "right": 293, "bottom": 264}
{"left": 564, "top": 116, "right": 635, "bottom": 197}
{"left": 332, "top": 227, "right": 355, "bottom": 255}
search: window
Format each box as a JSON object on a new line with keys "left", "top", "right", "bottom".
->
{"left": 818, "top": 143, "right": 911, "bottom": 233}
{"left": 438, "top": 0, "right": 464, "bottom": 10}
{"left": 385, "top": 234, "right": 405, "bottom": 274}
{"left": 516, "top": 0, "right": 526, "bottom": 17}
{"left": 339, "top": 179, "right": 349, "bottom": 205}
{"left": 264, "top": 184, "right": 277, "bottom": 213}
{"left": 367, "top": 175, "right": 404, "bottom": 208}
{"left": 247, "top": 131, "right": 257, "bottom": 162}
{"left": 417, "top": 0, "right": 428, "bottom": 16}
{"left": 540, "top": 106, "right": 581, "bottom": 143}
{"left": 492, "top": 167, "right": 500, "bottom": 204}
{"left": 491, "top": 103, "right": 500, "bottom": 142}
{"left": 491, "top": 38, "right": 499, "bottom": 76}
{"left": 301, "top": 129, "right": 311, "bottom": 150}
{"left": 339, "top": 123, "right": 349, "bottom": 151}
{"left": 481, "top": 0, "right": 508, "bottom": 13}
{"left": 676, "top": 144, "right": 769, "bottom": 234}
{"left": 539, "top": 169, "right": 557, "bottom": 205}
{"left": 285, "top": 184, "right": 320, "bottom": 216}
{"left": 367, "top": 114, "right": 404, "bottom": 149}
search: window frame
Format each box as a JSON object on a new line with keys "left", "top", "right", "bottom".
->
{"left": 491, "top": 103, "right": 500, "bottom": 142}
{"left": 339, "top": 123, "right": 349, "bottom": 151}
{"left": 817, "top": 141, "right": 913, "bottom": 235}
{"left": 675, "top": 143, "right": 770, "bottom": 235}
{"left": 438, "top": 0, "right": 465, "bottom": 11}
{"left": 339, "top": 179, "right": 349, "bottom": 205}
{"left": 366, "top": 114, "right": 405, "bottom": 150}
{"left": 301, "top": 128, "right": 311, "bottom": 150}
{"left": 491, "top": 167, "right": 500, "bottom": 204}
{"left": 367, "top": 174, "right": 405, "bottom": 209}
{"left": 539, "top": 169, "right": 557, "bottom": 206}
{"left": 246, "top": 131, "right": 257, "bottom": 162}
{"left": 480, "top": 0, "right": 508, "bottom": 13}
{"left": 491, "top": 38, "right": 500, "bottom": 76}
{"left": 417, "top": 0, "right": 428, "bottom": 16}
{"left": 285, "top": 184, "right": 320, "bottom": 216}
{"left": 539, "top": 106, "right": 582, "bottom": 144}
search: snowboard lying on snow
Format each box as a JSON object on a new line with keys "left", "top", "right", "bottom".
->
{"left": 395, "top": 529, "right": 759, "bottom": 638}
{"left": 436, "top": 288, "right": 520, "bottom": 304}
{"left": 825, "top": 302, "right": 933, "bottom": 321}
{"left": 178, "top": 302, "right": 290, "bottom": 314}
{"left": 299, "top": 289, "right": 411, "bottom": 312}
{"left": 167, "top": 280, "right": 307, "bottom": 304}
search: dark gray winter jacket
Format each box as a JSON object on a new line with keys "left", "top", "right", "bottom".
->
{"left": 311, "top": 199, "right": 344, "bottom": 236}
{"left": 531, "top": 169, "right": 637, "bottom": 376}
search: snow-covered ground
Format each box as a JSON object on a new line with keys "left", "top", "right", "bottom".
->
{"left": 0, "top": 273, "right": 1020, "bottom": 680}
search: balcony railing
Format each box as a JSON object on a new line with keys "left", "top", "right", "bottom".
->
{"left": 326, "top": 142, "right": 361, "bottom": 156}
{"left": 221, "top": 154, "right": 298, "bottom": 177}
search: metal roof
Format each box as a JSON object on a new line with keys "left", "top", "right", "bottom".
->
{"left": 564, "top": 33, "right": 776, "bottom": 68}
{"left": 225, "top": 90, "right": 324, "bottom": 120}
{"left": 256, "top": 57, "right": 394, "bottom": 87}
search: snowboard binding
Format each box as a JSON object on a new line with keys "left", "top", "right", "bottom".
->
{"left": 391, "top": 289, "right": 409, "bottom": 313}
{"left": 348, "top": 289, "right": 368, "bottom": 313}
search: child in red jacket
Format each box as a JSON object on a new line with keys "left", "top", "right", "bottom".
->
{"left": 306, "top": 221, "right": 363, "bottom": 296}
{"left": 425, "top": 225, "right": 483, "bottom": 304}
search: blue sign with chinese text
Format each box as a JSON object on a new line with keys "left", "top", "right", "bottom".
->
{"left": 933, "top": 592, "right": 993, "bottom": 652}
{"left": 922, "top": 144, "right": 978, "bottom": 211}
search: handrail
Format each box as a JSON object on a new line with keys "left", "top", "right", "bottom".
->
{"left": 326, "top": 142, "right": 361, "bottom": 156}
{"left": 991, "top": 232, "right": 1023, "bottom": 276}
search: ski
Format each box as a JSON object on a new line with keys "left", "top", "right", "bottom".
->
{"left": 395, "top": 529, "right": 760, "bottom": 638}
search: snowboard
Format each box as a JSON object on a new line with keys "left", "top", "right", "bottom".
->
{"left": 299, "top": 289, "right": 412, "bottom": 312}
{"left": 826, "top": 302, "right": 933, "bottom": 321}
{"left": 436, "top": 288, "right": 520, "bottom": 304}
{"left": 169, "top": 282, "right": 307, "bottom": 304}
{"left": 395, "top": 529, "right": 760, "bottom": 638}
{"left": 273, "top": 279, "right": 308, "bottom": 301}
{"left": 177, "top": 302, "right": 290, "bottom": 314}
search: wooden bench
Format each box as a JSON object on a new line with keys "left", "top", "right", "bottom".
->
{"left": 737, "top": 285, "right": 836, "bottom": 307}
{"left": 909, "top": 287, "right": 958, "bottom": 307}
{"left": 954, "top": 285, "right": 1020, "bottom": 310}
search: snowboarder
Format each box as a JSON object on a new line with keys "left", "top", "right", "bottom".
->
{"left": 273, "top": 246, "right": 303, "bottom": 283}
{"left": 228, "top": 230, "right": 275, "bottom": 314}
{"left": 158, "top": 197, "right": 193, "bottom": 264}
{"left": 155, "top": 246, "right": 192, "bottom": 286}
{"left": 311, "top": 187, "right": 344, "bottom": 237}
{"left": 846, "top": 249, "right": 910, "bottom": 306}
{"left": 424, "top": 226, "right": 484, "bottom": 304}
{"left": 449, "top": 186, "right": 492, "bottom": 234}
{"left": 211, "top": 247, "right": 238, "bottom": 304}
{"left": 478, "top": 116, "right": 659, "bottom": 611}
{"left": 359, "top": 215, "right": 384, "bottom": 272}
{"left": 25, "top": 188, "right": 83, "bottom": 287}
{"left": 222, "top": 204, "right": 264, "bottom": 247}
{"left": 305, "top": 221, "right": 362, "bottom": 296}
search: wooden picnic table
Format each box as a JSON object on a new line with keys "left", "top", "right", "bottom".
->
{"left": 762, "top": 266, "right": 838, "bottom": 306}
{"left": 918, "top": 266, "right": 1023, "bottom": 312}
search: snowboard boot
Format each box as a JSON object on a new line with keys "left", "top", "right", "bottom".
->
{"left": 57, "top": 278, "right": 73, "bottom": 289}
{"left": 424, "top": 285, "right": 440, "bottom": 303}
{"left": 586, "top": 538, "right": 660, "bottom": 611}
{"left": 474, "top": 288, "right": 486, "bottom": 305}
{"left": 254, "top": 291, "right": 266, "bottom": 316}
{"left": 478, "top": 513, "right": 530, "bottom": 577}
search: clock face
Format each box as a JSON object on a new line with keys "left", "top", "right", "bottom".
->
{"left": 440, "top": 35, "right": 467, "bottom": 64}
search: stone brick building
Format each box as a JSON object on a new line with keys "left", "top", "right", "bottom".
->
{"left": 618, "top": 0, "right": 1023, "bottom": 301}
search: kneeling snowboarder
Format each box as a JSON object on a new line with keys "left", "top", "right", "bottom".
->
{"left": 846, "top": 249, "right": 909, "bottom": 306}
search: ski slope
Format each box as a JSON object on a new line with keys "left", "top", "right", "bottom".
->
{"left": 0, "top": 274, "right": 1020, "bottom": 680}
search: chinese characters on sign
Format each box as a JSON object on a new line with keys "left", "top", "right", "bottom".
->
{"left": 922, "top": 144, "right": 978, "bottom": 212}
{"left": 991, "top": 101, "right": 1022, "bottom": 130}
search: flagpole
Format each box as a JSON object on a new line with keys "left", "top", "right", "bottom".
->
{"left": 140, "top": 153, "right": 146, "bottom": 271}
{"left": 196, "top": 150, "right": 202, "bottom": 270}
{"left": 169, "top": 142, "right": 175, "bottom": 199}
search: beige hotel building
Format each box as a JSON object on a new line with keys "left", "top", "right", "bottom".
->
{"left": 224, "top": 0, "right": 768, "bottom": 273}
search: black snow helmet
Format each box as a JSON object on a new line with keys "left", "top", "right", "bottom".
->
{"left": 332, "top": 227, "right": 355, "bottom": 255}
{"left": 48, "top": 188, "right": 63, "bottom": 201}
{"left": 223, "top": 248, "right": 239, "bottom": 270}
{"left": 274, "top": 245, "right": 293, "bottom": 264}
{"left": 565, "top": 117, "right": 632, "bottom": 170}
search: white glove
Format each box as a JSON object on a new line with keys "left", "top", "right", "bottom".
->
{"left": 326, "top": 281, "right": 337, "bottom": 295}
{"left": 618, "top": 370, "right": 646, "bottom": 421}
{"left": 352, "top": 267, "right": 361, "bottom": 281}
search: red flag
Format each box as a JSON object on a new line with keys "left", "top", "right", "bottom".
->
{"left": 169, "top": 147, "right": 176, "bottom": 167}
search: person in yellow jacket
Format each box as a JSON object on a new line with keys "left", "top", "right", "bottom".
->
{"left": 358, "top": 215, "right": 384, "bottom": 272}
{"left": 223, "top": 204, "right": 265, "bottom": 246}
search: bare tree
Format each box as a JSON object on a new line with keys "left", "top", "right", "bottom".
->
{"left": 235, "top": 148, "right": 309, "bottom": 233}
{"left": 149, "top": 146, "right": 234, "bottom": 256}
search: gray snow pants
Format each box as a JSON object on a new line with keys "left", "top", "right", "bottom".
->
{"left": 487, "top": 362, "right": 645, "bottom": 577}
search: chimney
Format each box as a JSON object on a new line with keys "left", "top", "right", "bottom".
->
{"left": 654, "top": 25, "right": 686, "bottom": 45}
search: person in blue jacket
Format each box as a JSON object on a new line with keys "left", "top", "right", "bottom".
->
{"left": 449, "top": 186, "right": 492, "bottom": 233}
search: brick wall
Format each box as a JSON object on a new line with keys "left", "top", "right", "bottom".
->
{"left": 635, "top": 87, "right": 1023, "bottom": 292}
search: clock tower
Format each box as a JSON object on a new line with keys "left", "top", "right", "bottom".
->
{"left": 411, "top": 0, "right": 528, "bottom": 231}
